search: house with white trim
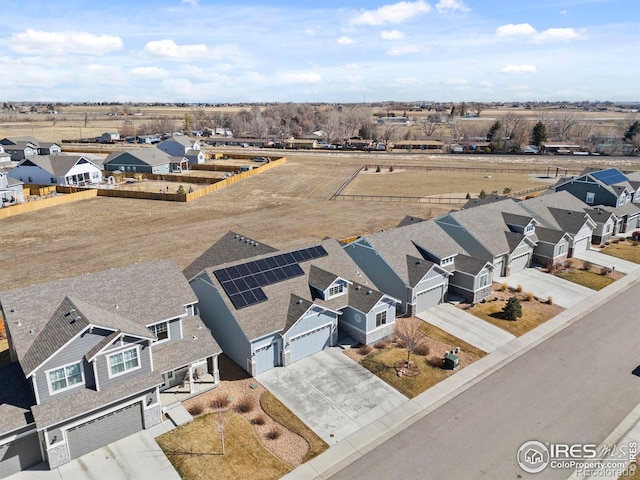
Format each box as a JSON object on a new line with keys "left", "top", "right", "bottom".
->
{"left": 0, "top": 261, "right": 221, "bottom": 474}
{"left": 8, "top": 155, "right": 102, "bottom": 186}
{"left": 157, "top": 136, "right": 205, "bottom": 164}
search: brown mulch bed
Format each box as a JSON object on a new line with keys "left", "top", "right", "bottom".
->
{"left": 181, "top": 357, "right": 308, "bottom": 467}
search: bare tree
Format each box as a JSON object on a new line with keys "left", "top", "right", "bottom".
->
{"left": 418, "top": 114, "right": 443, "bottom": 137}
{"left": 377, "top": 122, "right": 401, "bottom": 146}
{"left": 213, "top": 407, "right": 230, "bottom": 455}
{"left": 394, "top": 317, "right": 429, "bottom": 365}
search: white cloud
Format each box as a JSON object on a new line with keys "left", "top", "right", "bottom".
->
{"left": 277, "top": 72, "right": 322, "bottom": 85}
{"left": 435, "top": 0, "right": 470, "bottom": 13}
{"left": 7, "top": 29, "right": 122, "bottom": 55}
{"left": 532, "top": 28, "right": 584, "bottom": 43}
{"left": 350, "top": 1, "right": 430, "bottom": 26}
{"left": 501, "top": 64, "right": 537, "bottom": 74}
{"left": 181, "top": 0, "right": 199, "bottom": 6}
{"left": 143, "top": 40, "right": 208, "bottom": 59}
{"left": 560, "top": 9, "right": 568, "bottom": 15}
{"left": 480, "top": 80, "right": 494, "bottom": 88}
{"left": 381, "top": 30, "right": 405, "bottom": 40}
{"left": 338, "top": 36, "right": 356, "bottom": 45}
{"left": 386, "top": 77, "right": 423, "bottom": 87}
{"left": 496, "top": 23, "right": 536, "bottom": 37}
{"left": 387, "top": 44, "right": 420, "bottom": 56}
{"left": 131, "top": 67, "right": 169, "bottom": 79}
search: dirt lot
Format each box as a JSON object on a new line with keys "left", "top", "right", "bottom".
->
{"left": 0, "top": 151, "right": 637, "bottom": 290}
{"left": 113, "top": 180, "right": 205, "bottom": 194}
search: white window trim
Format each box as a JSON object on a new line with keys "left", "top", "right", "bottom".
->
{"left": 441, "top": 256, "right": 454, "bottom": 266}
{"left": 107, "top": 345, "right": 141, "bottom": 379}
{"left": 375, "top": 310, "right": 387, "bottom": 328}
{"left": 45, "top": 361, "right": 85, "bottom": 396}
{"left": 326, "top": 283, "right": 345, "bottom": 299}
{"left": 149, "top": 321, "right": 170, "bottom": 344}
{"left": 586, "top": 192, "right": 595, "bottom": 204}
{"left": 525, "top": 223, "right": 535, "bottom": 233}
{"left": 478, "top": 273, "right": 489, "bottom": 288}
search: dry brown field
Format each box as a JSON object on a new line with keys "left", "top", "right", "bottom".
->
{"left": 1, "top": 110, "right": 639, "bottom": 292}
{"left": 342, "top": 169, "right": 557, "bottom": 198}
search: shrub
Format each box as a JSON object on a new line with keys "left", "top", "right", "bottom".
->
{"left": 374, "top": 340, "right": 389, "bottom": 350}
{"left": 187, "top": 403, "right": 203, "bottom": 416}
{"left": 581, "top": 260, "right": 592, "bottom": 271}
{"left": 210, "top": 395, "right": 230, "bottom": 410}
{"left": 525, "top": 292, "right": 534, "bottom": 302}
{"left": 364, "top": 165, "right": 369, "bottom": 171}
{"left": 500, "top": 282, "right": 508, "bottom": 292}
{"left": 265, "top": 428, "right": 281, "bottom": 440}
{"left": 234, "top": 395, "right": 254, "bottom": 414}
{"left": 375, "top": 165, "right": 381, "bottom": 173}
{"left": 612, "top": 237, "right": 620, "bottom": 244}
{"left": 547, "top": 296, "right": 553, "bottom": 305}
{"left": 389, "top": 165, "right": 394, "bottom": 172}
{"left": 176, "top": 184, "right": 186, "bottom": 195}
{"left": 502, "top": 297, "right": 522, "bottom": 320}
{"left": 358, "top": 344, "right": 373, "bottom": 355}
{"left": 414, "top": 343, "right": 430, "bottom": 356}
{"left": 516, "top": 284, "right": 523, "bottom": 293}
{"left": 250, "top": 415, "right": 266, "bottom": 426}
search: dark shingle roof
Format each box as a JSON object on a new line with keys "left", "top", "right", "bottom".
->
{"left": 396, "top": 216, "right": 425, "bottom": 228}
{"left": 547, "top": 207, "right": 592, "bottom": 235}
{"left": 152, "top": 316, "right": 222, "bottom": 374}
{"left": 347, "top": 283, "right": 386, "bottom": 313}
{"left": 183, "top": 231, "right": 278, "bottom": 279}
{"left": 502, "top": 211, "right": 533, "bottom": 228}
{"left": 104, "top": 149, "right": 173, "bottom": 167}
{"left": 1, "top": 261, "right": 197, "bottom": 370}
{"left": 282, "top": 295, "right": 314, "bottom": 335}
{"left": 453, "top": 254, "right": 490, "bottom": 275}
{"left": 406, "top": 255, "right": 438, "bottom": 287}
{"left": 462, "top": 195, "right": 508, "bottom": 209}
{"left": 535, "top": 227, "right": 568, "bottom": 244}
{"left": 308, "top": 265, "right": 339, "bottom": 291}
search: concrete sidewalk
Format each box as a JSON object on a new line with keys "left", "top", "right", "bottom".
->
{"left": 574, "top": 249, "right": 640, "bottom": 274}
{"left": 282, "top": 267, "right": 640, "bottom": 480}
{"left": 417, "top": 303, "right": 515, "bottom": 353}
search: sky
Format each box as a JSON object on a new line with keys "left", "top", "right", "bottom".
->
{"left": 0, "top": 0, "right": 638, "bottom": 103}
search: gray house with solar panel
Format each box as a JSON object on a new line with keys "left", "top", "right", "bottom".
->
{"left": 190, "top": 238, "right": 398, "bottom": 375}
{"left": 0, "top": 261, "right": 221, "bottom": 474}
{"left": 555, "top": 168, "right": 640, "bottom": 234}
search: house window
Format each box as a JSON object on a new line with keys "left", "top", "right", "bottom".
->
{"left": 586, "top": 192, "right": 595, "bottom": 204}
{"left": 48, "top": 362, "right": 84, "bottom": 393}
{"left": 558, "top": 243, "right": 566, "bottom": 255}
{"left": 479, "top": 274, "right": 488, "bottom": 288}
{"left": 618, "top": 195, "right": 626, "bottom": 206}
{"left": 525, "top": 223, "right": 535, "bottom": 234}
{"left": 376, "top": 311, "right": 387, "bottom": 327}
{"left": 108, "top": 347, "right": 140, "bottom": 377}
{"left": 328, "top": 284, "right": 344, "bottom": 297}
{"left": 606, "top": 223, "right": 612, "bottom": 233}
{"left": 149, "top": 322, "right": 169, "bottom": 342}
{"left": 441, "top": 256, "right": 454, "bottom": 266}
{"left": 50, "top": 177, "right": 57, "bottom": 184}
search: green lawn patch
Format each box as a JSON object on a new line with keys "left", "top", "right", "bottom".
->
{"left": 157, "top": 413, "right": 291, "bottom": 480}
{"left": 360, "top": 348, "right": 449, "bottom": 399}
{"left": 602, "top": 241, "right": 640, "bottom": 264}
{"left": 260, "top": 391, "right": 328, "bottom": 462}
{"left": 463, "top": 294, "right": 564, "bottom": 337}
{"left": 557, "top": 269, "right": 616, "bottom": 290}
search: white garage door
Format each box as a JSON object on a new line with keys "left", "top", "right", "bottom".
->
{"left": 415, "top": 285, "right": 444, "bottom": 313}
{"left": 509, "top": 253, "right": 530, "bottom": 274}
{"left": 290, "top": 324, "right": 333, "bottom": 363}
{"left": 254, "top": 342, "right": 279, "bottom": 375}
{"left": 572, "top": 236, "right": 590, "bottom": 254}
{"left": 66, "top": 402, "right": 143, "bottom": 460}
{"left": 0, "top": 433, "right": 42, "bottom": 478}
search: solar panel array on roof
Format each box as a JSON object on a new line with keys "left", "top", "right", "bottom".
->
{"left": 591, "top": 169, "right": 629, "bottom": 186}
{"left": 214, "top": 245, "right": 328, "bottom": 309}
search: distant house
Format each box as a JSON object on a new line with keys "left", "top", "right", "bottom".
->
{"left": 540, "top": 143, "right": 581, "bottom": 155}
{"left": 2, "top": 142, "right": 37, "bottom": 161}
{"left": 0, "top": 171, "right": 25, "bottom": 206}
{"left": 8, "top": 155, "right": 103, "bottom": 186}
{"left": 0, "top": 261, "right": 221, "bottom": 473}
{"left": 389, "top": 140, "right": 445, "bottom": 152}
{"left": 157, "top": 136, "right": 204, "bottom": 164}
{"left": 99, "top": 132, "right": 120, "bottom": 143}
{"left": 0, "top": 137, "right": 61, "bottom": 156}
{"left": 190, "top": 238, "right": 398, "bottom": 375}
{"left": 284, "top": 138, "right": 318, "bottom": 150}
{"left": 103, "top": 149, "right": 186, "bottom": 174}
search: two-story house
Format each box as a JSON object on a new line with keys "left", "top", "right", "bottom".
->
{"left": 190, "top": 238, "right": 397, "bottom": 376}
{"left": 555, "top": 168, "right": 640, "bottom": 234}
{"left": 0, "top": 261, "right": 221, "bottom": 474}
{"left": 157, "top": 136, "right": 205, "bottom": 165}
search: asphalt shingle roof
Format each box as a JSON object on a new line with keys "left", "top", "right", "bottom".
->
{"left": 104, "top": 149, "right": 173, "bottom": 167}
{"left": 20, "top": 155, "right": 95, "bottom": 177}
{"left": 453, "top": 254, "right": 490, "bottom": 276}
{"left": 183, "top": 231, "right": 277, "bottom": 279}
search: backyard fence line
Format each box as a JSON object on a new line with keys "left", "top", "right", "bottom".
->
{"left": 0, "top": 189, "right": 98, "bottom": 220}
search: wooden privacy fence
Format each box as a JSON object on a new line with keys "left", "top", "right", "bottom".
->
{"left": 0, "top": 189, "right": 98, "bottom": 220}
{"left": 333, "top": 194, "right": 468, "bottom": 204}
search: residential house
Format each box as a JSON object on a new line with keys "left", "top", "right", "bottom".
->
{"left": 99, "top": 132, "right": 120, "bottom": 144}
{"left": 0, "top": 171, "right": 25, "bottom": 206}
{"left": 157, "top": 136, "right": 205, "bottom": 164}
{"left": 389, "top": 140, "right": 445, "bottom": 152}
{"left": 103, "top": 149, "right": 186, "bottom": 174}
{"left": 435, "top": 202, "right": 538, "bottom": 277}
{"left": 190, "top": 238, "right": 398, "bottom": 375}
{"left": 0, "top": 145, "right": 10, "bottom": 164}
{"left": 0, "top": 261, "right": 221, "bottom": 474}
{"left": 554, "top": 168, "right": 640, "bottom": 233}
{"left": 0, "top": 137, "right": 61, "bottom": 156}
{"left": 8, "top": 155, "right": 103, "bottom": 186}
{"left": 345, "top": 219, "right": 494, "bottom": 309}
{"left": 2, "top": 142, "right": 37, "bottom": 161}
{"left": 540, "top": 143, "right": 582, "bottom": 154}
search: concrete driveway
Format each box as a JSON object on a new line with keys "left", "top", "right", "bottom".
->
{"left": 417, "top": 303, "right": 515, "bottom": 353}
{"left": 257, "top": 347, "right": 407, "bottom": 445}
{"left": 10, "top": 431, "right": 179, "bottom": 480}
{"left": 574, "top": 249, "right": 640, "bottom": 274}
{"left": 497, "top": 268, "right": 592, "bottom": 308}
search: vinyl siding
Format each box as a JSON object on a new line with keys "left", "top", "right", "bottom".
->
{"left": 94, "top": 338, "right": 152, "bottom": 390}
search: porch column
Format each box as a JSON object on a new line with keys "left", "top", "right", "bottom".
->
{"left": 188, "top": 366, "right": 194, "bottom": 394}
{"left": 212, "top": 355, "right": 220, "bottom": 384}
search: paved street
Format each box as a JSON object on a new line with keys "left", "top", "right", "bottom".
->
{"left": 331, "top": 282, "right": 640, "bottom": 480}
